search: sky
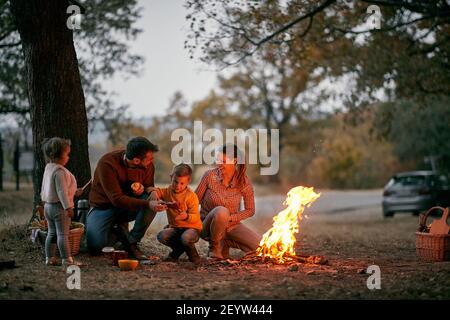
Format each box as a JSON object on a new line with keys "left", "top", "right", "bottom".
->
{"left": 105, "top": 0, "right": 368, "bottom": 119}
{"left": 106, "top": 0, "right": 219, "bottom": 118}
{"left": 0, "top": 0, "right": 373, "bottom": 128}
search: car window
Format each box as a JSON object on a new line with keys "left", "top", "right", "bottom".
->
{"left": 394, "top": 175, "right": 426, "bottom": 186}
{"left": 385, "top": 178, "right": 395, "bottom": 188}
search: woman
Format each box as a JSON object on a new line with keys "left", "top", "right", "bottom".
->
{"left": 195, "top": 143, "right": 261, "bottom": 260}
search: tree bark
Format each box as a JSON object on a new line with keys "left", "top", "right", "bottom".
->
{"left": 10, "top": 0, "right": 91, "bottom": 206}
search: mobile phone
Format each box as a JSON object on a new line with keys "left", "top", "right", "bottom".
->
{"left": 164, "top": 201, "right": 180, "bottom": 210}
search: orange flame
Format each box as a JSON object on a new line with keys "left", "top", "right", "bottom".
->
{"left": 256, "top": 186, "right": 320, "bottom": 263}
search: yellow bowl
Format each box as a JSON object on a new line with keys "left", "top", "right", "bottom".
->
{"left": 118, "top": 259, "right": 139, "bottom": 271}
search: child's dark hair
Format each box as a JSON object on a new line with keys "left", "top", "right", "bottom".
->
{"left": 126, "top": 136, "right": 159, "bottom": 160}
{"left": 42, "top": 137, "right": 71, "bottom": 163}
{"left": 171, "top": 163, "right": 192, "bottom": 178}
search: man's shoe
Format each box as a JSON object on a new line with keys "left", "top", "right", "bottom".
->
{"left": 128, "top": 242, "right": 148, "bottom": 260}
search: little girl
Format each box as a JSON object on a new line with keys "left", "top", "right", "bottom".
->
{"left": 40, "top": 137, "right": 82, "bottom": 266}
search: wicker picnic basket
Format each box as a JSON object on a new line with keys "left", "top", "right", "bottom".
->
{"left": 36, "top": 222, "right": 85, "bottom": 256}
{"left": 32, "top": 205, "right": 84, "bottom": 256}
{"left": 416, "top": 207, "right": 450, "bottom": 262}
{"left": 66, "top": 222, "right": 84, "bottom": 256}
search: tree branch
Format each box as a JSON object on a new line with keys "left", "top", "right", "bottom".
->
{"left": 223, "top": 0, "right": 334, "bottom": 67}
{"left": 409, "top": 35, "right": 450, "bottom": 56}
{"left": 0, "top": 41, "right": 21, "bottom": 48}
{"left": 197, "top": 0, "right": 450, "bottom": 68}
{"left": 253, "top": 0, "right": 336, "bottom": 48}
{"left": 0, "top": 29, "right": 15, "bottom": 43}
{"left": 362, "top": 0, "right": 450, "bottom": 17}
{"left": 273, "top": 16, "right": 314, "bottom": 45}
{"left": 0, "top": 103, "right": 30, "bottom": 115}
{"left": 198, "top": 4, "right": 257, "bottom": 46}
{"left": 330, "top": 15, "right": 439, "bottom": 35}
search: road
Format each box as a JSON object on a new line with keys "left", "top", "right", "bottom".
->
{"left": 254, "top": 189, "right": 383, "bottom": 218}
{"left": 0, "top": 188, "right": 383, "bottom": 231}
{"left": 148, "top": 189, "right": 383, "bottom": 229}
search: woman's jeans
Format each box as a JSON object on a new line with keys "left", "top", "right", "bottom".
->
{"left": 44, "top": 203, "right": 71, "bottom": 259}
{"left": 201, "top": 206, "right": 261, "bottom": 253}
{"left": 86, "top": 195, "right": 156, "bottom": 254}
{"left": 157, "top": 227, "right": 199, "bottom": 256}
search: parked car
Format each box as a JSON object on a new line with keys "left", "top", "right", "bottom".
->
{"left": 382, "top": 171, "right": 450, "bottom": 218}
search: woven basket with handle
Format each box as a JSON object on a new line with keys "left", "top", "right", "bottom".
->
{"left": 37, "top": 222, "right": 84, "bottom": 256}
{"left": 416, "top": 207, "right": 450, "bottom": 262}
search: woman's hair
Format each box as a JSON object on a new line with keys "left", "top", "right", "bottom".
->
{"left": 42, "top": 137, "right": 71, "bottom": 163}
{"left": 171, "top": 163, "right": 192, "bottom": 178}
{"left": 220, "top": 143, "right": 247, "bottom": 188}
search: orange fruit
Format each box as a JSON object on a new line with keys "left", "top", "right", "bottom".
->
{"left": 131, "top": 182, "right": 142, "bottom": 192}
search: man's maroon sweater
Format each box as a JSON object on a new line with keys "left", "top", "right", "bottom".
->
{"left": 89, "top": 150, "right": 154, "bottom": 211}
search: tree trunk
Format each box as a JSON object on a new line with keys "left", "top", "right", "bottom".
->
{"left": 10, "top": 0, "right": 91, "bottom": 206}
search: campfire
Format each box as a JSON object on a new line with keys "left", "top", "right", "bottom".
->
{"left": 238, "top": 186, "right": 326, "bottom": 266}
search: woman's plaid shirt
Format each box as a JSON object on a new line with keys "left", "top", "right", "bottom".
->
{"left": 195, "top": 167, "right": 255, "bottom": 225}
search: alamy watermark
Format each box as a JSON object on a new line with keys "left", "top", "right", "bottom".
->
{"left": 66, "top": 265, "right": 81, "bottom": 290}
{"left": 366, "top": 265, "right": 381, "bottom": 290}
{"left": 366, "top": 5, "right": 382, "bottom": 30}
{"left": 171, "top": 121, "right": 280, "bottom": 175}
{"left": 66, "top": 5, "right": 82, "bottom": 30}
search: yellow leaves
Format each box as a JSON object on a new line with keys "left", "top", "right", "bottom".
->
{"left": 305, "top": 111, "right": 401, "bottom": 188}
{"left": 304, "top": 44, "right": 323, "bottom": 61}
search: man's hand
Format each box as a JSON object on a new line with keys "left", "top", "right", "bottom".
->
{"left": 149, "top": 200, "right": 167, "bottom": 212}
{"left": 175, "top": 211, "right": 188, "bottom": 221}
{"left": 146, "top": 186, "right": 158, "bottom": 194}
{"left": 148, "top": 190, "right": 159, "bottom": 202}
{"left": 66, "top": 208, "right": 75, "bottom": 219}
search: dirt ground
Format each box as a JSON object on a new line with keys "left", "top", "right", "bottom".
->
{"left": 0, "top": 186, "right": 449, "bottom": 300}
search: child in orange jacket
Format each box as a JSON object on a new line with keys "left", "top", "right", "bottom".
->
{"left": 149, "top": 164, "right": 202, "bottom": 264}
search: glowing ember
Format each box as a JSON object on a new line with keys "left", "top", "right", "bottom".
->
{"left": 256, "top": 186, "right": 321, "bottom": 263}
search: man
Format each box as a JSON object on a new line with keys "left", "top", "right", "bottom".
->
{"left": 86, "top": 136, "right": 167, "bottom": 259}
